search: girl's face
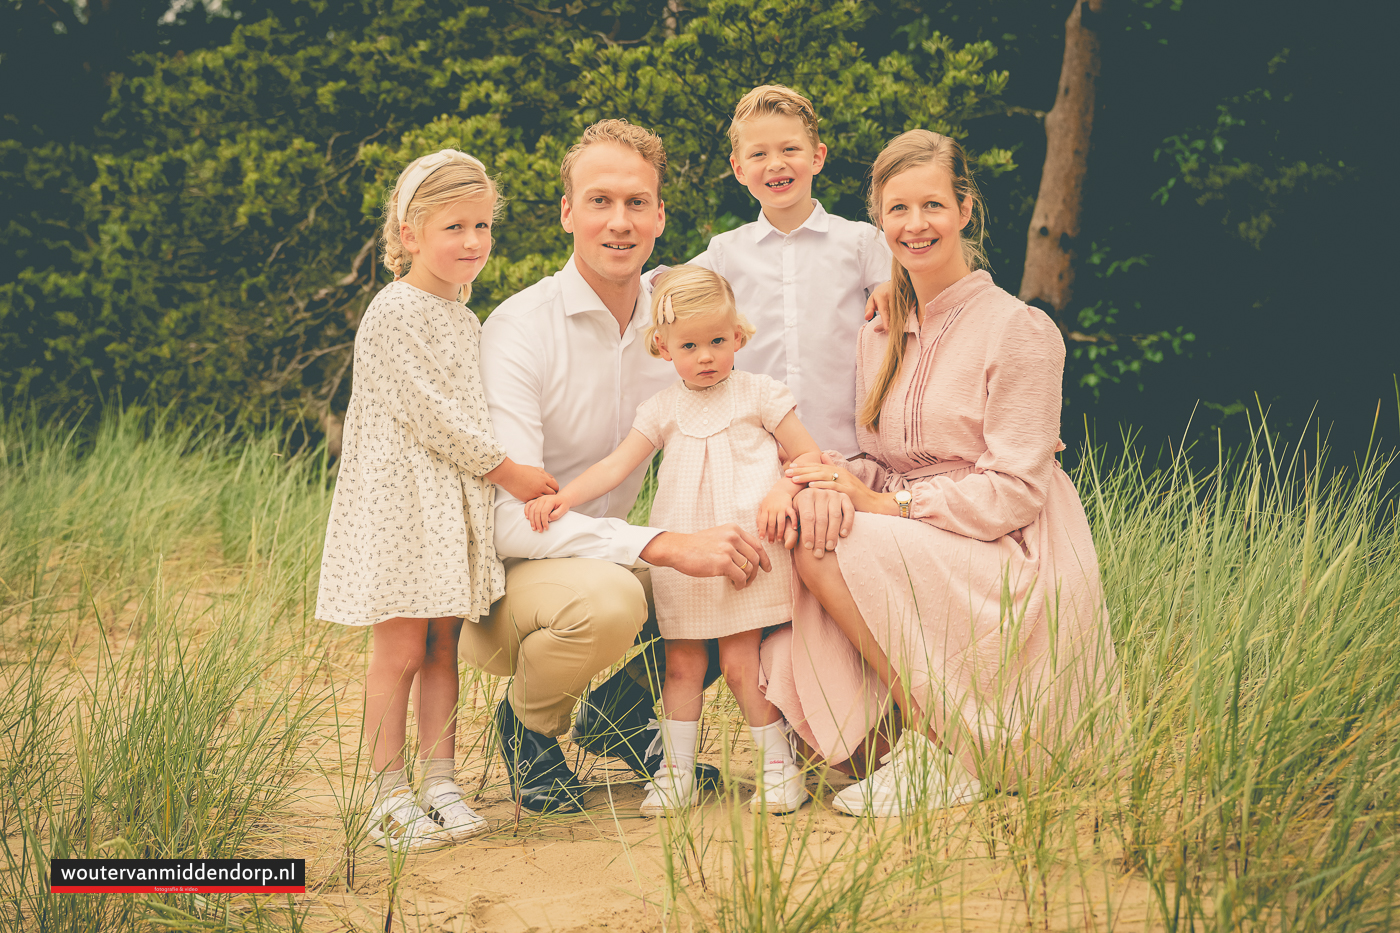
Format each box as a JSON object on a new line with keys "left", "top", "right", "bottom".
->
{"left": 878, "top": 162, "right": 973, "bottom": 299}
{"left": 656, "top": 310, "right": 744, "bottom": 390}
{"left": 401, "top": 196, "right": 494, "bottom": 300}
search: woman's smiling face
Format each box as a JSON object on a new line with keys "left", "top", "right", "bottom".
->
{"left": 878, "top": 162, "right": 973, "bottom": 299}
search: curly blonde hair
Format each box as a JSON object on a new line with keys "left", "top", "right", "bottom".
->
{"left": 560, "top": 119, "right": 667, "bottom": 201}
{"left": 643, "top": 265, "right": 755, "bottom": 359}
{"left": 381, "top": 154, "right": 501, "bottom": 289}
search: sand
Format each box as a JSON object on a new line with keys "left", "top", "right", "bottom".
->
{"left": 267, "top": 653, "right": 1161, "bottom": 933}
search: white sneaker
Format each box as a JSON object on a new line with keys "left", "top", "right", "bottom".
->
{"left": 420, "top": 781, "right": 490, "bottom": 842}
{"left": 830, "top": 735, "right": 980, "bottom": 818}
{"left": 639, "top": 764, "right": 699, "bottom": 817}
{"left": 749, "top": 759, "right": 809, "bottom": 815}
{"left": 366, "top": 788, "right": 451, "bottom": 852}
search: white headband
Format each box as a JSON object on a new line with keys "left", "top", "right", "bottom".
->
{"left": 395, "top": 149, "right": 487, "bottom": 225}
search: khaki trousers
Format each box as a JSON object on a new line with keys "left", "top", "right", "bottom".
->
{"left": 460, "top": 558, "right": 652, "bottom": 737}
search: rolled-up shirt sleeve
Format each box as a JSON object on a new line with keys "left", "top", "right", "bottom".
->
{"left": 909, "top": 309, "right": 1064, "bottom": 541}
{"left": 481, "top": 310, "right": 664, "bottom": 565}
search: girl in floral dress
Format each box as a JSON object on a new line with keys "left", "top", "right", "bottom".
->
{"left": 316, "top": 150, "right": 556, "bottom": 851}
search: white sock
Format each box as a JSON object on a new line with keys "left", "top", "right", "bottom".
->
{"left": 419, "top": 758, "right": 457, "bottom": 797}
{"left": 371, "top": 767, "right": 409, "bottom": 804}
{"left": 659, "top": 719, "right": 699, "bottom": 773}
{"left": 750, "top": 721, "right": 795, "bottom": 768}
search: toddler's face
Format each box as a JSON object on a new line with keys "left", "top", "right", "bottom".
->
{"left": 656, "top": 311, "right": 744, "bottom": 390}
{"left": 729, "top": 114, "right": 826, "bottom": 215}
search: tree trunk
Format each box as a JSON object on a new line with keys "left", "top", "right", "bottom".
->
{"left": 1019, "top": 0, "right": 1105, "bottom": 318}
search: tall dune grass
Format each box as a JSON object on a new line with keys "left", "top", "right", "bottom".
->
{"left": 654, "top": 424, "right": 1400, "bottom": 932}
{"left": 1, "top": 408, "right": 1396, "bottom": 931}
{"left": 0, "top": 409, "right": 334, "bottom": 931}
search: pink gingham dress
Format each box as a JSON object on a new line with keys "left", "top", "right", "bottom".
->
{"left": 632, "top": 371, "right": 797, "bottom": 640}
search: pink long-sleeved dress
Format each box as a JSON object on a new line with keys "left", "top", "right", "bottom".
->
{"left": 759, "top": 271, "right": 1117, "bottom": 780}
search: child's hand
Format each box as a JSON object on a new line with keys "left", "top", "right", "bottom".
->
{"left": 485, "top": 457, "right": 558, "bottom": 502}
{"left": 864, "top": 280, "right": 893, "bottom": 322}
{"left": 524, "top": 494, "right": 570, "bottom": 532}
{"left": 757, "top": 488, "right": 797, "bottom": 544}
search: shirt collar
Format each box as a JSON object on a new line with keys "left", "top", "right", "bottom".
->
{"left": 753, "top": 199, "right": 831, "bottom": 242}
{"left": 905, "top": 269, "right": 995, "bottom": 333}
{"left": 559, "top": 254, "right": 652, "bottom": 333}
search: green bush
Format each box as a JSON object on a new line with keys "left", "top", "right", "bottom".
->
{"left": 0, "top": 0, "right": 1009, "bottom": 435}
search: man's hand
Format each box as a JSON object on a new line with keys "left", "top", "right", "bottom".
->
{"left": 524, "top": 494, "right": 570, "bottom": 532}
{"left": 640, "top": 524, "right": 771, "bottom": 588}
{"left": 787, "top": 486, "right": 856, "bottom": 558}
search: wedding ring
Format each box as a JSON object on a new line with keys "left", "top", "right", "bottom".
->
{"left": 739, "top": 560, "right": 750, "bottom": 571}
{"left": 832, "top": 471, "right": 840, "bottom": 482}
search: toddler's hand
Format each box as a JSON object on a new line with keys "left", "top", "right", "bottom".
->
{"left": 757, "top": 489, "right": 796, "bottom": 544}
{"left": 486, "top": 458, "right": 559, "bottom": 502}
{"left": 524, "top": 494, "right": 570, "bottom": 533}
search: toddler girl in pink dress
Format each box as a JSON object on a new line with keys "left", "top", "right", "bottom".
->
{"left": 524, "top": 264, "right": 824, "bottom": 815}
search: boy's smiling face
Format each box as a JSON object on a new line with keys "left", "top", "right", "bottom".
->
{"left": 729, "top": 113, "right": 827, "bottom": 225}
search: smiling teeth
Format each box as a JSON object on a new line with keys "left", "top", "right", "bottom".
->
{"left": 604, "top": 244, "right": 634, "bottom": 250}
{"left": 905, "top": 240, "right": 933, "bottom": 249}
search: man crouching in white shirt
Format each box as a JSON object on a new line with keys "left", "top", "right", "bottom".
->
{"left": 472, "top": 119, "right": 771, "bottom": 813}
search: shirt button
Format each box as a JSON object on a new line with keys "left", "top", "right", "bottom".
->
{"left": 703, "top": 406, "right": 708, "bottom": 411}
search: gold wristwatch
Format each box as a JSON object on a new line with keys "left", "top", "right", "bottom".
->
{"left": 894, "top": 489, "right": 912, "bottom": 519}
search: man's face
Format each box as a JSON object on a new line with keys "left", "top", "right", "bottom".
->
{"left": 560, "top": 142, "right": 666, "bottom": 291}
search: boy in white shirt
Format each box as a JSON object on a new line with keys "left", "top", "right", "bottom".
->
{"left": 686, "top": 84, "right": 891, "bottom": 457}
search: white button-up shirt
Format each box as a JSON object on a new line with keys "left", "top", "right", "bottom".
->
{"left": 688, "top": 200, "right": 890, "bottom": 456}
{"left": 481, "top": 255, "right": 676, "bottom": 565}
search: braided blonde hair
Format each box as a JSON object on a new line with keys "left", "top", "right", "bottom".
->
{"left": 643, "top": 265, "right": 755, "bottom": 359}
{"left": 858, "top": 130, "right": 987, "bottom": 429}
{"left": 380, "top": 154, "right": 502, "bottom": 290}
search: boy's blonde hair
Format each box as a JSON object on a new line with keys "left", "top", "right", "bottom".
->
{"left": 381, "top": 152, "right": 501, "bottom": 289}
{"left": 859, "top": 129, "right": 988, "bottom": 429}
{"left": 560, "top": 119, "right": 668, "bottom": 201}
{"left": 728, "top": 84, "right": 821, "bottom": 151}
{"left": 644, "top": 265, "right": 756, "bottom": 359}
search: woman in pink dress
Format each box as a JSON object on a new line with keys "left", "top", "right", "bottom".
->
{"left": 770, "top": 129, "right": 1118, "bottom": 817}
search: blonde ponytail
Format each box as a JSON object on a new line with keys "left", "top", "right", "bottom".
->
{"left": 858, "top": 130, "right": 986, "bottom": 429}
